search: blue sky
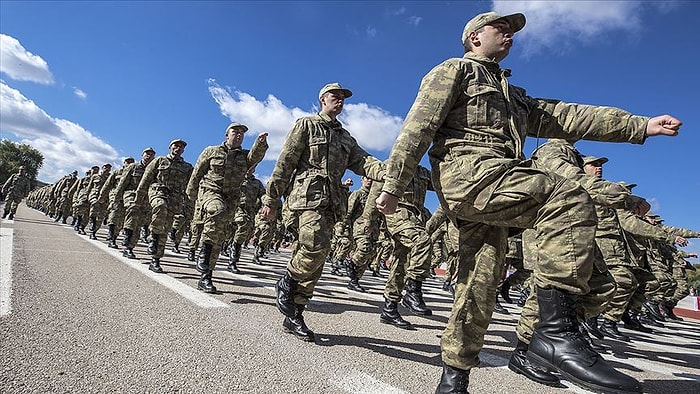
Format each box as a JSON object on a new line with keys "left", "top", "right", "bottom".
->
{"left": 1, "top": 1, "right": 698, "bottom": 256}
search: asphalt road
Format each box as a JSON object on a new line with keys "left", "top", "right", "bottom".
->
{"left": 1, "top": 204, "right": 699, "bottom": 394}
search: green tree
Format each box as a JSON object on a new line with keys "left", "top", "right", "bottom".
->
{"left": 0, "top": 139, "right": 44, "bottom": 190}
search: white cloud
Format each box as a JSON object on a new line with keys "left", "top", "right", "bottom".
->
{"left": 366, "top": 26, "right": 377, "bottom": 38}
{"left": 408, "top": 16, "right": 423, "bottom": 27}
{"left": 207, "top": 79, "right": 403, "bottom": 160}
{"left": 0, "top": 34, "right": 54, "bottom": 85}
{"left": 72, "top": 87, "right": 87, "bottom": 100}
{"left": 491, "top": 1, "right": 673, "bottom": 54}
{"left": 0, "top": 81, "right": 119, "bottom": 182}
{"left": 390, "top": 7, "right": 406, "bottom": 16}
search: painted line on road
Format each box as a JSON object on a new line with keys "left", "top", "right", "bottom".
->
{"left": 332, "top": 370, "right": 408, "bottom": 394}
{"left": 80, "top": 234, "right": 229, "bottom": 309}
{"left": 1, "top": 227, "right": 13, "bottom": 316}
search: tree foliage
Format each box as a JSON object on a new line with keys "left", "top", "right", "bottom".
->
{"left": 0, "top": 139, "right": 44, "bottom": 190}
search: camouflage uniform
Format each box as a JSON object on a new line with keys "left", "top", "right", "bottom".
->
{"left": 186, "top": 127, "right": 267, "bottom": 287}
{"left": 99, "top": 161, "right": 133, "bottom": 245}
{"left": 2, "top": 168, "right": 31, "bottom": 219}
{"left": 69, "top": 169, "right": 97, "bottom": 232}
{"left": 115, "top": 155, "right": 152, "bottom": 258}
{"left": 263, "top": 89, "right": 384, "bottom": 340}
{"left": 345, "top": 183, "right": 375, "bottom": 287}
{"left": 232, "top": 173, "right": 266, "bottom": 246}
{"left": 53, "top": 172, "right": 78, "bottom": 223}
{"left": 379, "top": 36, "right": 658, "bottom": 392}
{"left": 86, "top": 165, "right": 112, "bottom": 238}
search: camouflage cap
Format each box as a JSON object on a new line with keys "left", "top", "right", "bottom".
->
{"left": 319, "top": 82, "right": 353, "bottom": 100}
{"left": 142, "top": 147, "right": 156, "bottom": 154}
{"left": 103, "top": 163, "right": 112, "bottom": 168}
{"left": 226, "top": 122, "right": 249, "bottom": 133}
{"left": 169, "top": 139, "right": 187, "bottom": 147}
{"left": 124, "top": 157, "right": 135, "bottom": 163}
{"left": 618, "top": 181, "right": 637, "bottom": 190}
{"left": 583, "top": 156, "right": 609, "bottom": 166}
{"left": 462, "top": 11, "right": 526, "bottom": 47}
{"left": 91, "top": 165, "right": 100, "bottom": 170}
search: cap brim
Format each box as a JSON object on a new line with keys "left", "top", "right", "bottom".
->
{"left": 500, "top": 13, "right": 526, "bottom": 33}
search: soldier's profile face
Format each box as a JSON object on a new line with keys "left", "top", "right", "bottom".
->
{"left": 226, "top": 127, "right": 245, "bottom": 148}
{"left": 321, "top": 91, "right": 346, "bottom": 116}
{"left": 170, "top": 142, "right": 185, "bottom": 156}
{"left": 142, "top": 151, "right": 155, "bottom": 164}
{"left": 583, "top": 163, "right": 603, "bottom": 178}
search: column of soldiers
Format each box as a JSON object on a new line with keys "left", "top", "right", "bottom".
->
{"left": 13, "top": 10, "right": 700, "bottom": 394}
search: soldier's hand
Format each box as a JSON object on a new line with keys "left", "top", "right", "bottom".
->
{"left": 674, "top": 236, "right": 688, "bottom": 247}
{"left": 689, "top": 253, "right": 698, "bottom": 258}
{"left": 261, "top": 205, "right": 276, "bottom": 221}
{"left": 376, "top": 192, "right": 398, "bottom": 214}
{"left": 646, "top": 115, "right": 682, "bottom": 137}
{"left": 258, "top": 132, "right": 269, "bottom": 143}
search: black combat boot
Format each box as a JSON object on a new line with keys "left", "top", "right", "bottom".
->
{"left": 579, "top": 324, "right": 612, "bottom": 352}
{"left": 149, "top": 257, "right": 163, "bottom": 273}
{"left": 379, "top": 299, "right": 413, "bottom": 330}
{"left": 252, "top": 245, "right": 264, "bottom": 265}
{"left": 643, "top": 300, "right": 666, "bottom": 322}
{"left": 168, "top": 227, "right": 177, "bottom": 243}
{"left": 346, "top": 261, "right": 366, "bottom": 292}
{"left": 147, "top": 233, "right": 160, "bottom": 255}
{"left": 599, "top": 318, "right": 631, "bottom": 342}
{"left": 582, "top": 316, "right": 605, "bottom": 340}
{"left": 8, "top": 212, "right": 14, "bottom": 220}
{"left": 74, "top": 217, "right": 82, "bottom": 231}
{"left": 527, "top": 287, "right": 642, "bottom": 394}
{"left": 227, "top": 242, "right": 242, "bottom": 274}
{"left": 187, "top": 248, "right": 196, "bottom": 262}
{"left": 275, "top": 273, "right": 299, "bottom": 318}
{"left": 402, "top": 278, "right": 432, "bottom": 315}
{"left": 508, "top": 340, "right": 562, "bottom": 387}
{"left": 622, "top": 312, "right": 652, "bottom": 333}
{"left": 54, "top": 215, "right": 61, "bottom": 223}
{"left": 638, "top": 311, "right": 664, "bottom": 328}
{"left": 494, "top": 299, "right": 510, "bottom": 315}
{"left": 517, "top": 287, "right": 530, "bottom": 307}
{"left": 107, "top": 224, "right": 117, "bottom": 248}
{"left": 88, "top": 217, "right": 97, "bottom": 239}
{"left": 61, "top": 216, "right": 67, "bottom": 224}
{"left": 662, "top": 301, "right": 683, "bottom": 321}
{"left": 2, "top": 210, "right": 8, "bottom": 219}
{"left": 196, "top": 243, "right": 213, "bottom": 273}
{"left": 282, "top": 305, "right": 315, "bottom": 342}
{"left": 197, "top": 270, "right": 217, "bottom": 293}
{"left": 371, "top": 266, "right": 381, "bottom": 277}
{"left": 500, "top": 278, "right": 513, "bottom": 303}
{"left": 70, "top": 216, "right": 77, "bottom": 227}
{"left": 435, "top": 363, "right": 469, "bottom": 394}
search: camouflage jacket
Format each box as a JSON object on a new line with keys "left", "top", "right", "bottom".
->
{"left": 531, "top": 139, "right": 641, "bottom": 210}
{"left": 137, "top": 154, "right": 193, "bottom": 202}
{"left": 86, "top": 172, "right": 110, "bottom": 204}
{"left": 54, "top": 174, "right": 77, "bottom": 199}
{"left": 262, "top": 112, "right": 384, "bottom": 218}
{"left": 2, "top": 173, "right": 31, "bottom": 198}
{"left": 69, "top": 174, "right": 93, "bottom": 203}
{"left": 187, "top": 138, "right": 268, "bottom": 203}
{"left": 98, "top": 166, "right": 127, "bottom": 205}
{"left": 660, "top": 224, "right": 700, "bottom": 239}
{"left": 114, "top": 161, "right": 149, "bottom": 201}
{"left": 238, "top": 175, "right": 266, "bottom": 216}
{"left": 382, "top": 52, "right": 649, "bottom": 211}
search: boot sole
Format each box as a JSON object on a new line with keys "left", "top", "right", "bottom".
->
{"left": 401, "top": 300, "right": 432, "bottom": 316}
{"left": 282, "top": 326, "right": 315, "bottom": 342}
{"left": 379, "top": 317, "right": 414, "bottom": 330}
{"left": 507, "top": 361, "right": 563, "bottom": 387}
{"left": 527, "top": 352, "right": 642, "bottom": 394}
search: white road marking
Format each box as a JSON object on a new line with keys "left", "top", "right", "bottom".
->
{"left": 82, "top": 235, "right": 229, "bottom": 309}
{"left": 332, "top": 370, "right": 408, "bottom": 394}
{"left": 1, "top": 227, "right": 13, "bottom": 316}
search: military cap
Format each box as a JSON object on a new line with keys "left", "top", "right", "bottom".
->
{"left": 618, "top": 181, "right": 637, "bottom": 190}
{"left": 142, "top": 147, "right": 156, "bottom": 154}
{"left": 226, "top": 122, "right": 249, "bottom": 133}
{"left": 169, "top": 139, "right": 187, "bottom": 147}
{"left": 318, "top": 82, "right": 353, "bottom": 100}
{"left": 71, "top": 170, "right": 78, "bottom": 175}
{"left": 103, "top": 163, "right": 112, "bottom": 168}
{"left": 124, "top": 157, "right": 135, "bottom": 163}
{"left": 91, "top": 165, "right": 100, "bottom": 170}
{"left": 462, "top": 11, "right": 526, "bottom": 47}
{"left": 583, "top": 156, "right": 609, "bottom": 166}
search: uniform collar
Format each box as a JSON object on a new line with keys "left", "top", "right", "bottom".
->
{"left": 464, "top": 52, "right": 512, "bottom": 77}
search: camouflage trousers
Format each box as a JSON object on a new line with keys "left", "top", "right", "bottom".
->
{"left": 516, "top": 263, "right": 615, "bottom": 344}
{"left": 254, "top": 218, "right": 275, "bottom": 249}
{"left": 375, "top": 234, "right": 394, "bottom": 266}
{"left": 122, "top": 191, "right": 148, "bottom": 249}
{"left": 147, "top": 190, "right": 182, "bottom": 259}
{"left": 670, "top": 267, "right": 689, "bottom": 304}
{"left": 286, "top": 209, "right": 336, "bottom": 306}
{"left": 646, "top": 269, "right": 675, "bottom": 302}
{"left": 88, "top": 201, "right": 107, "bottom": 231}
{"left": 383, "top": 205, "right": 431, "bottom": 303}
{"left": 350, "top": 233, "right": 376, "bottom": 278}
{"left": 57, "top": 195, "right": 72, "bottom": 219}
{"left": 72, "top": 197, "right": 89, "bottom": 220}
{"left": 232, "top": 211, "right": 254, "bottom": 245}
{"left": 106, "top": 197, "right": 125, "bottom": 230}
{"left": 434, "top": 162, "right": 599, "bottom": 371}
{"left": 601, "top": 265, "right": 639, "bottom": 322}
{"left": 2, "top": 195, "right": 23, "bottom": 215}
{"left": 627, "top": 268, "right": 659, "bottom": 313}
{"left": 193, "top": 193, "right": 236, "bottom": 267}
{"left": 331, "top": 234, "right": 353, "bottom": 268}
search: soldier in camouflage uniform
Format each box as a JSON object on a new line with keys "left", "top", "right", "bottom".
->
{"left": 70, "top": 167, "right": 99, "bottom": 233}
{"left": 327, "top": 178, "right": 355, "bottom": 275}
{"left": 187, "top": 124, "right": 268, "bottom": 292}
{"left": 52, "top": 170, "right": 79, "bottom": 224}
{"left": 169, "top": 196, "right": 194, "bottom": 254}
{"left": 136, "top": 140, "right": 193, "bottom": 273}
{"left": 85, "top": 163, "right": 112, "bottom": 239}
{"left": 375, "top": 11, "right": 681, "bottom": 393}
{"left": 99, "top": 158, "right": 135, "bottom": 246}
{"left": 426, "top": 206, "right": 459, "bottom": 294}
{"left": 227, "top": 167, "right": 266, "bottom": 273}
{"left": 261, "top": 82, "right": 384, "bottom": 342}
{"left": 344, "top": 176, "right": 376, "bottom": 292}
{"left": 2, "top": 166, "right": 32, "bottom": 220}
{"left": 115, "top": 148, "right": 156, "bottom": 259}
{"left": 251, "top": 207, "right": 276, "bottom": 264}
